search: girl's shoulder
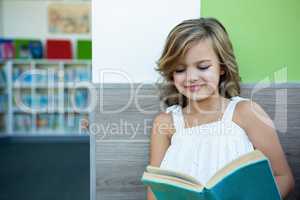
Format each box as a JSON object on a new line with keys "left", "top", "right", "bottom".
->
{"left": 234, "top": 97, "right": 274, "bottom": 130}
{"left": 153, "top": 109, "right": 176, "bottom": 139}
{"left": 234, "top": 97, "right": 262, "bottom": 116}
{"left": 153, "top": 111, "right": 172, "bottom": 124}
{"left": 153, "top": 104, "right": 182, "bottom": 127}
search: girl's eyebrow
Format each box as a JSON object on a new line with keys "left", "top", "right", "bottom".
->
{"left": 176, "top": 59, "right": 211, "bottom": 66}
{"left": 193, "top": 59, "right": 212, "bottom": 65}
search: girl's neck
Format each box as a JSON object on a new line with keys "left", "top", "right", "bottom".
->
{"left": 183, "top": 94, "right": 228, "bottom": 115}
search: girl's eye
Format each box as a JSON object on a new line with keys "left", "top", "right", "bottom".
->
{"left": 175, "top": 68, "right": 186, "bottom": 73}
{"left": 197, "top": 65, "right": 210, "bottom": 70}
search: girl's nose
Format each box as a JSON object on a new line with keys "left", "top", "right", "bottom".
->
{"left": 186, "top": 67, "right": 199, "bottom": 82}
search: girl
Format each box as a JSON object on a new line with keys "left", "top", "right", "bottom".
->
{"left": 148, "top": 18, "right": 294, "bottom": 199}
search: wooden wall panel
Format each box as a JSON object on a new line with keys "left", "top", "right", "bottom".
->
{"left": 92, "top": 84, "right": 300, "bottom": 200}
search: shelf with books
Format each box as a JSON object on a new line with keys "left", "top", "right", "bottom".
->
{"left": 64, "top": 88, "right": 90, "bottom": 111}
{"left": 0, "top": 87, "right": 8, "bottom": 114}
{"left": 13, "top": 113, "right": 33, "bottom": 133}
{"left": 0, "top": 62, "right": 8, "bottom": 134}
{"left": 2, "top": 59, "right": 92, "bottom": 135}
{"left": 36, "top": 113, "right": 62, "bottom": 133}
{"left": 64, "top": 63, "right": 91, "bottom": 82}
{"left": 63, "top": 113, "right": 89, "bottom": 133}
{"left": 0, "top": 63, "right": 7, "bottom": 89}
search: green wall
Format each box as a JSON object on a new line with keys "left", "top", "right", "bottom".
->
{"left": 202, "top": 0, "right": 300, "bottom": 83}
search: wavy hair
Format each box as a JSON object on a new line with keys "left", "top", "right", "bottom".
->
{"left": 155, "top": 17, "right": 241, "bottom": 107}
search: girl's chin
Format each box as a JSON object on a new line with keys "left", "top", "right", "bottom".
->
{"left": 185, "top": 93, "right": 210, "bottom": 101}
{"left": 190, "top": 95, "right": 210, "bottom": 101}
{"left": 183, "top": 90, "right": 216, "bottom": 101}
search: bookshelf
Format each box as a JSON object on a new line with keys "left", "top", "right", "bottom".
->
{"left": 0, "top": 59, "right": 93, "bottom": 135}
{"left": 0, "top": 62, "right": 8, "bottom": 134}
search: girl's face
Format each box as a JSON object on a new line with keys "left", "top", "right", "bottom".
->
{"left": 172, "top": 39, "right": 224, "bottom": 101}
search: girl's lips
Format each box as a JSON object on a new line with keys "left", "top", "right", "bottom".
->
{"left": 185, "top": 85, "right": 201, "bottom": 92}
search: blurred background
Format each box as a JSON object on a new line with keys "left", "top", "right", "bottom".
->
{"left": 0, "top": 0, "right": 92, "bottom": 200}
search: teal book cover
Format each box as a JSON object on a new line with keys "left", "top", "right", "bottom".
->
{"left": 141, "top": 150, "right": 281, "bottom": 200}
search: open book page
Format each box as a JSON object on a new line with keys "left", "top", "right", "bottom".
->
{"left": 146, "top": 165, "right": 202, "bottom": 185}
{"left": 206, "top": 150, "right": 266, "bottom": 188}
{"left": 143, "top": 172, "right": 204, "bottom": 191}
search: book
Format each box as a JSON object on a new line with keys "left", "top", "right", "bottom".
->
{"left": 46, "top": 39, "right": 72, "bottom": 59}
{"left": 14, "top": 39, "right": 31, "bottom": 59}
{"left": 77, "top": 40, "right": 92, "bottom": 60}
{"left": 29, "top": 40, "right": 43, "bottom": 59}
{"left": 0, "top": 39, "right": 14, "bottom": 59}
{"left": 141, "top": 150, "right": 281, "bottom": 200}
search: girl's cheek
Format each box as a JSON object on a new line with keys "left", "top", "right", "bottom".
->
{"left": 172, "top": 76, "right": 180, "bottom": 87}
{"left": 173, "top": 73, "right": 185, "bottom": 82}
{"left": 204, "top": 70, "right": 219, "bottom": 80}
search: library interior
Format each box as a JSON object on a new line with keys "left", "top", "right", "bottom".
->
{"left": 0, "top": 1, "right": 91, "bottom": 200}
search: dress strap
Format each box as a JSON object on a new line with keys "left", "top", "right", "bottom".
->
{"left": 165, "top": 105, "right": 185, "bottom": 132}
{"left": 222, "top": 96, "right": 249, "bottom": 121}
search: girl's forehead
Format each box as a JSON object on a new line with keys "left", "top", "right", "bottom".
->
{"left": 180, "top": 39, "right": 218, "bottom": 65}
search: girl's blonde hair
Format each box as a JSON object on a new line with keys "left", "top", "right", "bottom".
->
{"left": 156, "top": 17, "right": 241, "bottom": 107}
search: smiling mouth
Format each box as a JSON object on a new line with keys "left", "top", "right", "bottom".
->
{"left": 184, "top": 85, "right": 201, "bottom": 92}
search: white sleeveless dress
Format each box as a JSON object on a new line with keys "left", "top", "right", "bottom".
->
{"left": 159, "top": 96, "right": 254, "bottom": 184}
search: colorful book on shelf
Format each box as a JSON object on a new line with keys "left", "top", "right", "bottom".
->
{"left": 0, "top": 95, "right": 8, "bottom": 112}
{"left": 64, "top": 67, "right": 90, "bottom": 82}
{"left": 14, "top": 39, "right": 31, "bottom": 59}
{"left": 29, "top": 40, "right": 43, "bottom": 59}
{"left": 0, "top": 67, "right": 6, "bottom": 84}
{"left": 141, "top": 150, "right": 281, "bottom": 200}
{"left": 77, "top": 40, "right": 92, "bottom": 60}
{"left": 37, "top": 114, "right": 59, "bottom": 131}
{"left": 46, "top": 39, "right": 72, "bottom": 59}
{"left": 14, "top": 114, "right": 32, "bottom": 132}
{"left": 13, "top": 39, "right": 43, "bottom": 59}
{"left": 0, "top": 39, "right": 14, "bottom": 59}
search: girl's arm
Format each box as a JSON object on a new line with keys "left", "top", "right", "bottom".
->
{"left": 147, "top": 112, "right": 174, "bottom": 200}
{"left": 236, "top": 101, "right": 295, "bottom": 198}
